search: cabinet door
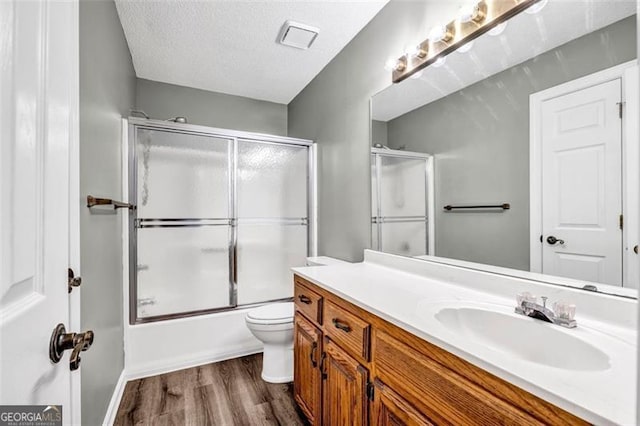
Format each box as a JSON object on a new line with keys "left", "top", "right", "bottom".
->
{"left": 294, "top": 313, "right": 322, "bottom": 425}
{"left": 371, "top": 378, "right": 434, "bottom": 426}
{"left": 322, "top": 339, "right": 368, "bottom": 426}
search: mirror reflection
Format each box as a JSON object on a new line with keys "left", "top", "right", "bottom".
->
{"left": 371, "top": 1, "right": 638, "bottom": 293}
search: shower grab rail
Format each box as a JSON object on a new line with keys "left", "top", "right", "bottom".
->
{"left": 443, "top": 203, "right": 510, "bottom": 211}
{"left": 87, "top": 195, "right": 135, "bottom": 210}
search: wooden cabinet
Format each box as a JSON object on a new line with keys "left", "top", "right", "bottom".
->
{"left": 324, "top": 301, "right": 370, "bottom": 363}
{"left": 322, "top": 339, "right": 368, "bottom": 426}
{"left": 293, "top": 275, "right": 588, "bottom": 426}
{"left": 293, "top": 313, "right": 323, "bottom": 425}
{"left": 370, "top": 379, "right": 434, "bottom": 426}
{"left": 294, "top": 278, "right": 323, "bottom": 324}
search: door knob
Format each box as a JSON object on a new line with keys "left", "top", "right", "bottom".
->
{"left": 49, "top": 323, "right": 94, "bottom": 371}
{"left": 68, "top": 268, "right": 82, "bottom": 293}
{"left": 546, "top": 236, "right": 565, "bottom": 245}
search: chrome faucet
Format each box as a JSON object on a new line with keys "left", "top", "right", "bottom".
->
{"left": 515, "top": 293, "right": 577, "bottom": 328}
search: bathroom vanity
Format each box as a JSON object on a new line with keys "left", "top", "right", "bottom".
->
{"left": 292, "top": 251, "right": 637, "bottom": 425}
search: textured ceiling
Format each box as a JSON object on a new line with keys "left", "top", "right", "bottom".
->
{"left": 372, "top": 0, "right": 637, "bottom": 122}
{"left": 115, "top": 0, "right": 389, "bottom": 104}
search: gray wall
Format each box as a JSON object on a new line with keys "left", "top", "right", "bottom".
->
{"left": 136, "top": 78, "right": 288, "bottom": 136}
{"left": 385, "top": 16, "right": 636, "bottom": 271}
{"left": 288, "top": 1, "right": 461, "bottom": 261}
{"left": 371, "top": 120, "right": 388, "bottom": 147}
{"left": 79, "top": 1, "right": 135, "bottom": 424}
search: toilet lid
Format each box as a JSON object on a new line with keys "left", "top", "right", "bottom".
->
{"left": 247, "top": 302, "right": 294, "bottom": 324}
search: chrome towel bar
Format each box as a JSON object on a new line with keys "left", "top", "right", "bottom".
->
{"left": 443, "top": 203, "right": 510, "bottom": 211}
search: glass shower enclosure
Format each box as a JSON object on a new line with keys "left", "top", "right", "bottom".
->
{"left": 128, "top": 119, "right": 314, "bottom": 323}
{"left": 371, "top": 148, "right": 434, "bottom": 257}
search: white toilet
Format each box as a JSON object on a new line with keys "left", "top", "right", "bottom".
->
{"left": 245, "top": 302, "right": 294, "bottom": 383}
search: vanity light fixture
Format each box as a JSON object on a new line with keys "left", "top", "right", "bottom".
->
{"left": 391, "top": 0, "right": 545, "bottom": 83}
{"left": 429, "top": 24, "right": 455, "bottom": 44}
{"left": 459, "top": 3, "right": 487, "bottom": 24}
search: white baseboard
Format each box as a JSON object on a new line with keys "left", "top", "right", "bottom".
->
{"left": 125, "top": 344, "right": 263, "bottom": 380}
{"left": 102, "top": 370, "right": 127, "bottom": 426}
{"left": 101, "top": 345, "right": 263, "bottom": 425}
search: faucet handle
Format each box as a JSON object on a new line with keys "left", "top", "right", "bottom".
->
{"left": 541, "top": 296, "right": 548, "bottom": 308}
{"left": 516, "top": 292, "right": 536, "bottom": 306}
{"left": 552, "top": 301, "right": 576, "bottom": 320}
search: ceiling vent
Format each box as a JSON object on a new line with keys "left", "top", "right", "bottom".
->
{"left": 278, "top": 20, "right": 319, "bottom": 50}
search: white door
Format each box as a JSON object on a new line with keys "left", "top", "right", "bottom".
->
{"left": 1, "top": 0, "right": 78, "bottom": 420}
{"left": 540, "top": 79, "right": 622, "bottom": 286}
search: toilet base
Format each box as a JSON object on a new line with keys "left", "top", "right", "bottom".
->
{"left": 261, "top": 343, "right": 293, "bottom": 383}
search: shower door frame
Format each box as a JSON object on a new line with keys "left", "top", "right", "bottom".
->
{"left": 126, "top": 118, "right": 315, "bottom": 324}
{"left": 371, "top": 148, "right": 435, "bottom": 256}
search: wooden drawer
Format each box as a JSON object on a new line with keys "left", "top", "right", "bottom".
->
{"left": 294, "top": 279, "right": 323, "bottom": 325}
{"left": 372, "top": 330, "right": 581, "bottom": 426}
{"left": 323, "top": 301, "right": 370, "bottom": 362}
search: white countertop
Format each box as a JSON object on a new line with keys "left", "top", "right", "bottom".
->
{"left": 292, "top": 251, "right": 637, "bottom": 425}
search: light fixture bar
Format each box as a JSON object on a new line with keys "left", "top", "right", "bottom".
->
{"left": 392, "top": 0, "right": 543, "bottom": 83}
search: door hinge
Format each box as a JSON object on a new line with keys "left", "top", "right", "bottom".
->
{"left": 617, "top": 102, "right": 624, "bottom": 119}
{"left": 620, "top": 214, "right": 624, "bottom": 230}
{"left": 366, "top": 382, "right": 375, "bottom": 401}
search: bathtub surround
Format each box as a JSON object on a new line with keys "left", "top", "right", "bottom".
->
{"left": 384, "top": 16, "right": 636, "bottom": 271}
{"left": 136, "top": 79, "right": 288, "bottom": 136}
{"left": 79, "top": 1, "right": 135, "bottom": 425}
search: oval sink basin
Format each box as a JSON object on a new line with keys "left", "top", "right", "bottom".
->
{"left": 434, "top": 307, "right": 610, "bottom": 371}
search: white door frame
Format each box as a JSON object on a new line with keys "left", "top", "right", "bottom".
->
{"left": 68, "top": 1, "right": 81, "bottom": 423}
{"left": 530, "top": 60, "right": 639, "bottom": 287}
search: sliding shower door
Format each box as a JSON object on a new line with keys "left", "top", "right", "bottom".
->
{"left": 133, "top": 128, "right": 233, "bottom": 320}
{"left": 372, "top": 150, "right": 431, "bottom": 257}
{"left": 129, "top": 123, "right": 313, "bottom": 323}
{"left": 236, "top": 140, "right": 309, "bottom": 305}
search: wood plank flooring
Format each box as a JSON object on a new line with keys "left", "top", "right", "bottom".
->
{"left": 114, "top": 354, "right": 307, "bottom": 426}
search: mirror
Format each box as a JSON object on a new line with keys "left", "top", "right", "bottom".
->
{"left": 371, "top": 0, "right": 638, "bottom": 297}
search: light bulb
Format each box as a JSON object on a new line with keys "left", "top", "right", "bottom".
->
{"left": 410, "top": 70, "right": 424, "bottom": 79}
{"left": 526, "top": 0, "right": 548, "bottom": 14}
{"left": 488, "top": 22, "right": 507, "bottom": 36}
{"left": 384, "top": 59, "right": 396, "bottom": 71}
{"left": 457, "top": 40, "right": 474, "bottom": 53}
{"left": 432, "top": 56, "right": 446, "bottom": 68}
{"left": 429, "top": 24, "right": 453, "bottom": 43}
{"left": 405, "top": 44, "right": 427, "bottom": 59}
{"left": 459, "top": 3, "right": 485, "bottom": 24}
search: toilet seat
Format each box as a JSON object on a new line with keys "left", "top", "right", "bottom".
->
{"left": 246, "top": 302, "right": 294, "bottom": 325}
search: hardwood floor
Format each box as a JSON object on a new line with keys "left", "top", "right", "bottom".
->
{"left": 114, "top": 354, "right": 307, "bottom": 426}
